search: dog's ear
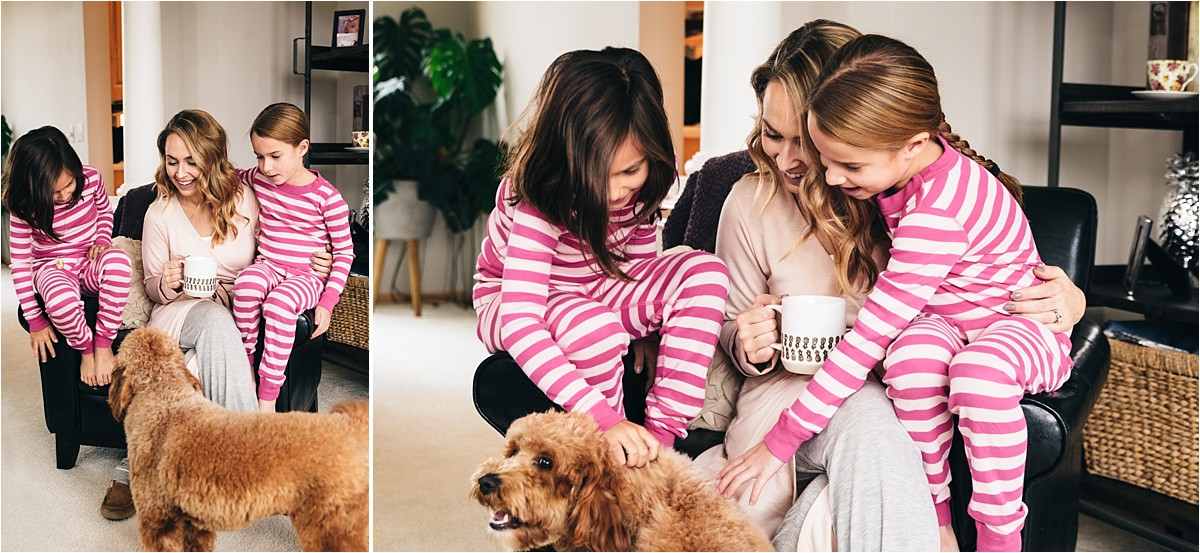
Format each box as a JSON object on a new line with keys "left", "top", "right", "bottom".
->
{"left": 563, "top": 447, "right": 631, "bottom": 552}
{"left": 108, "top": 365, "right": 132, "bottom": 421}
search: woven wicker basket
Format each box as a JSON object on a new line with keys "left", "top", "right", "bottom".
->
{"left": 1083, "top": 338, "right": 1198, "bottom": 504}
{"left": 328, "top": 275, "right": 369, "bottom": 351}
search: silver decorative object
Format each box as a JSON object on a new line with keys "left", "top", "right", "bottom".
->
{"left": 1155, "top": 153, "right": 1199, "bottom": 272}
{"left": 359, "top": 178, "right": 371, "bottom": 229}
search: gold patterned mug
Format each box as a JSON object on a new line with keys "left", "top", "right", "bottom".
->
{"left": 1147, "top": 59, "right": 1198, "bottom": 92}
{"left": 768, "top": 295, "right": 847, "bottom": 375}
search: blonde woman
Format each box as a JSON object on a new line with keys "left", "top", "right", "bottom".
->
{"left": 694, "top": 21, "right": 1085, "bottom": 551}
{"left": 100, "top": 109, "right": 332, "bottom": 520}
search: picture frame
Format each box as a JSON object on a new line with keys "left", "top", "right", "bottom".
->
{"left": 333, "top": 9, "right": 365, "bottom": 48}
{"left": 1122, "top": 215, "right": 1154, "bottom": 297}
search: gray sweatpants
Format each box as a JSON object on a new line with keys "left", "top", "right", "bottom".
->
{"left": 771, "top": 380, "right": 939, "bottom": 552}
{"left": 114, "top": 301, "right": 257, "bottom": 483}
{"left": 177, "top": 301, "right": 258, "bottom": 413}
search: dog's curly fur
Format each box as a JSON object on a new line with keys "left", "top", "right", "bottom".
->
{"left": 110, "top": 328, "right": 368, "bottom": 552}
{"left": 469, "top": 411, "right": 774, "bottom": 552}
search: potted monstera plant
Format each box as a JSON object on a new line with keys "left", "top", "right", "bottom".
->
{"left": 372, "top": 7, "right": 504, "bottom": 238}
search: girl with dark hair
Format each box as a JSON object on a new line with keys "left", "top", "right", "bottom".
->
{"left": 3, "top": 126, "right": 132, "bottom": 387}
{"left": 473, "top": 47, "right": 731, "bottom": 467}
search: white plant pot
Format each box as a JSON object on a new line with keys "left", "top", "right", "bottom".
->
{"left": 374, "top": 180, "right": 437, "bottom": 240}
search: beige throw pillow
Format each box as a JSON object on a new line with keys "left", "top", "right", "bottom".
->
{"left": 688, "top": 346, "right": 744, "bottom": 432}
{"left": 661, "top": 245, "right": 745, "bottom": 433}
{"left": 111, "top": 237, "right": 152, "bottom": 329}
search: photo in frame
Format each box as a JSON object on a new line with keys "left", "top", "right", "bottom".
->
{"left": 1123, "top": 215, "right": 1154, "bottom": 297}
{"left": 333, "top": 9, "right": 365, "bottom": 48}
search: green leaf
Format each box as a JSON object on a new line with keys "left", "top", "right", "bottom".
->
{"left": 425, "top": 33, "right": 504, "bottom": 116}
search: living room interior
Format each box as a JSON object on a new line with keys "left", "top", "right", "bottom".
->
{"left": 371, "top": 1, "right": 1196, "bottom": 551}
{"left": 1, "top": 1, "right": 369, "bottom": 550}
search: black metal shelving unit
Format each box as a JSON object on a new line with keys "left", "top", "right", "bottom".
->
{"left": 297, "top": 2, "right": 368, "bottom": 167}
{"left": 293, "top": 1, "right": 370, "bottom": 374}
{"left": 1048, "top": 3, "right": 1199, "bottom": 551}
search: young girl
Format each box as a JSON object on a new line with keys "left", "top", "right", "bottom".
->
{"left": 473, "top": 47, "right": 731, "bottom": 467}
{"left": 232, "top": 103, "right": 355, "bottom": 412}
{"left": 3, "top": 126, "right": 132, "bottom": 387}
{"left": 718, "top": 35, "right": 1074, "bottom": 552}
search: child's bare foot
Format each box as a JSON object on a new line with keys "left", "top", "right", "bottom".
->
{"left": 94, "top": 347, "right": 115, "bottom": 386}
{"left": 80, "top": 351, "right": 98, "bottom": 386}
{"left": 258, "top": 399, "right": 277, "bottom": 413}
{"left": 940, "top": 524, "right": 960, "bottom": 552}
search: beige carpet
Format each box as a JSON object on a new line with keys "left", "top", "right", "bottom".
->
{"left": 371, "top": 300, "right": 503, "bottom": 552}
{"left": 366, "top": 300, "right": 1168, "bottom": 553}
{"left": 0, "top": 266, "right": 369, "bottom": 551}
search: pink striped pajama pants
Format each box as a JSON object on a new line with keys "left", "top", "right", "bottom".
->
{"left": 477, "top": 250, "right": 729, "bottom": 445}
{"left": 33, "top": 249, "right": 132, "bottom": 353}
{"left": 232, "top": 258, "right": 322, "bottom": 401}
{"left": 881, "top": 313, "right": 1072, "bottom": 552}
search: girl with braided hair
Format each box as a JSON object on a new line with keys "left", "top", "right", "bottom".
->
{"left": 718, "top": 34, "right": 1074, "bottom": 552}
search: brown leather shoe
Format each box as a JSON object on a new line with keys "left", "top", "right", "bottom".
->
{"left": 100, "top": 480, "right": 135, "bottom": 521}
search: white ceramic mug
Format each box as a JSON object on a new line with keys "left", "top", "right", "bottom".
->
{"left": 767, "top": 295, "right": 847, "bottom": 375}
{"left": 1147, "top": 59, "right": 1198, "bottom": 92}
{"left": 182, "top": 256, "right": 218, "bottom": 298}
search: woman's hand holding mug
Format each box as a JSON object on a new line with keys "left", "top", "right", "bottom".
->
{"left": 163, "top": 255, "right": 186, "bottom": 291}
{"left": 736, "top": 294, "right": 784, "bottom": 365}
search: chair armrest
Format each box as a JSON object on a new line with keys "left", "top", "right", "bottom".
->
{"left": 1021, "top": 317, "right": 1110, "bottom": 481}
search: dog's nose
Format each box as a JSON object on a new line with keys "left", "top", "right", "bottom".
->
{"left": 478, "top": 473, "right": 501, "bottom": 495}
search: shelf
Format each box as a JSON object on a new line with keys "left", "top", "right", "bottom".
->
{"left": 1088, "top": 264, "right": 1198, "bottom": 325}
{"left": 1058, "top": 84, "right": 1198, "bottom": 130}
{"left": 1080, "top": 473, "right": 1198, "bottom": 551}
{"left": 308, "top": 142, "right": 368, "bottom": 166}
{"left": 310, "top": 44, "right": 369, "bottom": 73}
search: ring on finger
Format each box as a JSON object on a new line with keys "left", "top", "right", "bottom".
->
{"left": 1052, "top": 309, "right": 1063, "bottom": 324}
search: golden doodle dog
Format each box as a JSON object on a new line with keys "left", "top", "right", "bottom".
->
{"left": 470, "top": 411, "right": 774, "bottom": 551}
{"left": 110, "top": 328, "right": 368, "bottom": 552}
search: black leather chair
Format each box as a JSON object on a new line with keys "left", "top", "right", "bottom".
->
{"left": 473, "top": 152, "right": 1110, "bottom": 551}
{"left": 18, "top": 183, "right": 324, "bottom": 469}
{"left": 947, "top": 186, "right": 1110, "bottom": 552}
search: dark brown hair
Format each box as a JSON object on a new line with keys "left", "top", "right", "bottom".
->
{"left": 2, "top": 126, "right": 86, "bottom": 241}
{"left": 502, "top": 47, "right": 676, "bottom": 280}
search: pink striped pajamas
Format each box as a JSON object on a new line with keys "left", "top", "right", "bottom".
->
{"left": 10, "top": 166, "right": 131, "bottom": 354}
{"left": 232, "top": 168, "right": 354, "bottom": 401}
{"left": 763, "top": 138, "right": 1072, "bottom": 551}
{"left": 474, "top": 181, "right": 730, "bottom": 445}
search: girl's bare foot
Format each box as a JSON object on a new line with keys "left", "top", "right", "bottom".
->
{"left": 940, "top": 524, "right": 960, "bottom": 552}
{"left": 80, "top": 351, "right": 98, "bottom": 386}
{"left": 258, "top": 399, "right": 277, "bottom": 413}
{"left": 94, "top": 347, "right": 115, "bottom": 386}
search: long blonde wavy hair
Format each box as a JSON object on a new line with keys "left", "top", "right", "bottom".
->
{"left": 804, "top": 34, "right": 1023, "bottom": 204}
{"left": 154, "top": 109, "right": 246, "bottom": 246}
{"left": 746, "top": 19, "right": 889, "bottom": 296}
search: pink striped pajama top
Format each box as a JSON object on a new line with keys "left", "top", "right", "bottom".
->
{"left": 238, "top": 168, "right": 355, "bottom": 311}
{"left": 763, "top": 137, "right": 1072, "bottom": 461}
{"left": 10, "top": 166, "right": 113, "bottom": 333}
{"left": 473, "top": 180, "right": 659, "bottom": 431}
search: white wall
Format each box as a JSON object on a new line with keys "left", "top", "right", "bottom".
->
{"left": 768, "top": 2, "right": 1182, "bottom": 265}
{"left": 373, "top": 2, "right": 649, "bottom": 297}
{"left": 374, "top": 1, "right": 1189, "bottom": 296}
{"left": 1, "top": 2, "right": 91, "bottom": 165}
{"left": 154, "top": 1, "right": 368, "bottom": 216}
